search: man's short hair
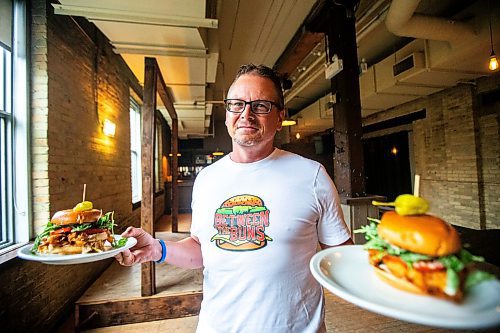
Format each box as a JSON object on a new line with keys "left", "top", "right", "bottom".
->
{"left": 233, "top": 64, "right": 284, "bottom": 110}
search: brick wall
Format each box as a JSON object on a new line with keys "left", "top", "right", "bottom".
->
{"left": 31, "top": 0, "right": 51, "bottom": 231}
{"left": 0, "top": 1, "right": 165, "bottom": 332}
{"left": 364, "top": 75, "right": 500, "bottom": 230}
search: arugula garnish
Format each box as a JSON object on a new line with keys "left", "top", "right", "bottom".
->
{"left": 97, "top": 211, "right": 128, "bottom": 248}
{"left": 31, "top": 221, "right": 59, "bottom": 254}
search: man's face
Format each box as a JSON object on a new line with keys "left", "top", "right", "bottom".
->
{"left": 225, "top": 74, "right": 284, "bottom": 148}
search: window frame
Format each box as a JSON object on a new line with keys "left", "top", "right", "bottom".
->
{"left": 130, "top": 97, "right": 142, "bottom": 205}
{"left": 0, "top": 0, "right": 30, "bottom": 263}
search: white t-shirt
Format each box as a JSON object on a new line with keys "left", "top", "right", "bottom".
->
{"left": 190, "top": 148, "right": 350, "bottom": 333}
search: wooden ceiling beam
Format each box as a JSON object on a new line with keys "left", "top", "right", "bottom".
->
{"left": 273, "top": 0, "right": 332, "bottom": 77}
{"left": 273, "top": 28, "right": 324, "bottom": 77}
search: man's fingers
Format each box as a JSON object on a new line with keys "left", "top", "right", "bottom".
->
{"left": 115, "top": 249, "right": 136, "bottom": 266}
{"left": 121, "top": 226, "right": 138, "bottom": 237}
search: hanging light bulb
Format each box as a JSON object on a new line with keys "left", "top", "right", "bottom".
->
{"left": 489, "top": 52, "right": 498, "bottom": 71}
{"left": 488, "top": 4, "right": 498, "bottom": 71}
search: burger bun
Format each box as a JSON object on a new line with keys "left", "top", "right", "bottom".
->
{"left": 377, "top": 211, "right": 461, "bottom": 256}
{"left": 51, "top": 209, "right": 102, "bottom": 226}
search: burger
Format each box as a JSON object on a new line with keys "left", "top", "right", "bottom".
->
{"left": 356, "top": 210, "right": 495, "bottom": 302}
{"left": 32, "top": 201, "right": 121, "bottom": 255}
{"left": 211, "top": 194, "right": 272, "bottom": 251}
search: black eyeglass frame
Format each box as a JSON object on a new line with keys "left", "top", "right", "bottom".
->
{"left": 223, "top": 99, "right": 281, "bottom": 114}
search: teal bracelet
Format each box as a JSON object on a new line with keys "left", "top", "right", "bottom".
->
{"left": 156, "top": 239, "right": 167, "bottom": 263}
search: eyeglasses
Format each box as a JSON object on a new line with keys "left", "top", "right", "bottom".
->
{"left": 224, "top": 99, "right": 279, "bottom": 114}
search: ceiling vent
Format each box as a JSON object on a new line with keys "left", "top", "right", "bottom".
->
{"left": 393, "top": 52, "right": 425, "bottom": 79}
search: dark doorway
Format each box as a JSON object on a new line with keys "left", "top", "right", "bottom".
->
{"left": 363, "top": 131, "right": 412, "bottom": 201}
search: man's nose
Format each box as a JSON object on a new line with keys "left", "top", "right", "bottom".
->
{"left": 240, "top": 103, "right": 254, "bottom": 119}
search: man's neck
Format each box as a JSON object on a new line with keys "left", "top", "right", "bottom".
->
{"left": 230, "top": 144, "right": 275, "bottom": 163}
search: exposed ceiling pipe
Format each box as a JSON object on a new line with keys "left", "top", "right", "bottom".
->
{"left": 385, "top": 0, "right": 476, "bottom": 44}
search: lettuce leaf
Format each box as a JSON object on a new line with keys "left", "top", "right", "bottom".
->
{"left": 355, "top": 218, "right": 497, "bottom": 296}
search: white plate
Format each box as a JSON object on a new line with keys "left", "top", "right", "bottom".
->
{"left": 17, "top": 235, "right": 137, "bottom": 265}
{"left": 310, "top": 245, "right": 500, "bottom": 329}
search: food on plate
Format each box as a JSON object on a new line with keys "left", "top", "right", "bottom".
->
{"left": 32, "top": 200, "right": 127, "bottom": 255}
{"left": 355, "top": 198, "right": 495, "bottom": 302}
{"left": 372, "top": 194, "right": 429, "bottom": 216}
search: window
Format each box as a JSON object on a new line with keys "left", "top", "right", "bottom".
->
{"left": 0, "top": 39, "right": 13, "bottom": 249}
{"left": 154, "top": 116, "right": 163, "bottom": 193}
{"left": 130, "top": 98, "right": 142, "bottom": 204}
{"left": 0, "top": 0, "right": 29, "bottom": 256}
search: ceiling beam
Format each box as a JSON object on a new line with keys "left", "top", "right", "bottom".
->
{"left": 52, "top": 4, "right": 218, "bottom": 29}
{"left": 113, "top": 47, "right": 209, "bottom": 58}
{"left": 274, "top": 27, "right": 324, "bottom": 77}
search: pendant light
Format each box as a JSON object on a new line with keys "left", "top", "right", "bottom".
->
{"left": 281, "top": 108, "right": 297, "bottom": 127}
{"left": 488, "top": 1, "right": 498, "bottom": 71}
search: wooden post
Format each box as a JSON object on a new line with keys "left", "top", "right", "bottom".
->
{"left": 141, "top": 57, "right": 179, "bottom": 295}
{"left": 141, "top": 58, "right": 157, "bottom": 296}
{"left": 171, "top": 119, "right": 179, "bottom": 232}
{"left": 154, "top": 58, "right": 179, "bottom": 233}
{"left": 327, "top": 1, "right": 365, "bottom": 197}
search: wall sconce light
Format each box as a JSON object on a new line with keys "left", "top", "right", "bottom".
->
{"left": 169, "top": 153, "right": 182, "bottom": 157}
{"left": 102, "top": 119, "right": 116, "bottom": 137}
{"left": 391, "top": 146, "right": 398, "bottom": 155}
{"left": 295, "top": 132, "right": 301, "bottom": 140}
{"left": 488, "top": 4, "right": 498, "bottom": 71}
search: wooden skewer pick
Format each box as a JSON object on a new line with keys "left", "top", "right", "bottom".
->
{"left": 414, "top": 174, "right": 420, "bottom": 197}
{"left": 82, "top": 184, "right": 86, "bottom": 202}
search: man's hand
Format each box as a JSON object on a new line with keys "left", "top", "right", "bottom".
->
{"left": 114, "top": 227, "right": 162, "bottom": 266}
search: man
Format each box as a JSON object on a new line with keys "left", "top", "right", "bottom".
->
{"left": 116, "top": 64, "right": 353, "bottom": 333}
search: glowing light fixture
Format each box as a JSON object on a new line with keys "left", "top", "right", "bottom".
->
{"left": 391, "top": 146, "right": 398, "bottom": 155}
{"left": 490, "top": 53, "right": 499, "bottom": 71}
{"left": 169, "top": 153, "right": 181, "bottom": 157}
{"left": 281, "top": 108, "right": 296, "bottom": 127}
{"left": 488, "top": 4, "right": 498, "bottom": 71}
{"left": 282, "top": 118, "right": 297, "bottom": 126}
{"left": 102, "top": 119, "right": 116, "bottom": 137}
{"left": 212, "top": 149, "right": 224, "bottom": 156}
{"left": 295, "top": 132, "right": 301, "bottom": 139}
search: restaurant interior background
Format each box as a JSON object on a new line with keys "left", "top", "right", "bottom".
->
{"left": 0, "top": 0, "right": 499, "bottom": 331}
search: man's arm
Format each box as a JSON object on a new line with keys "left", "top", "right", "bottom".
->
{"left": 165, "top": 235, "right": 203, "bottom": 268}
{"left": 319, "top": 237, "right": 354, "bottom": 250}
{"left": 115, "top": 227, "right": 203, "bottom": 269}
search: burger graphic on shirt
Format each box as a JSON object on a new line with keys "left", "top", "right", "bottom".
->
{"left": 211, "top": 194, "right": 272, "bottom": 251}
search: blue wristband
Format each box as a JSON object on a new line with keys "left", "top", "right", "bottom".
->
{"left": 156, "top": 239, "right": 167, "bottom": 263}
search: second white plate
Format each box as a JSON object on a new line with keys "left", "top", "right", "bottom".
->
{"left": 310, "top": 245, "right": 500, "bottom": 329}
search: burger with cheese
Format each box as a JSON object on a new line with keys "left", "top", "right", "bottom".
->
{"left": 32, "top": 201, "right": 123, "bottom": 255}
{"left": 356, "top": 210, "right": 495, "bottom": 302}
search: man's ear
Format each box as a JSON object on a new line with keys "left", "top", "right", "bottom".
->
{"left": 276, "top": 109, "right": 285, "bottom": 131}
